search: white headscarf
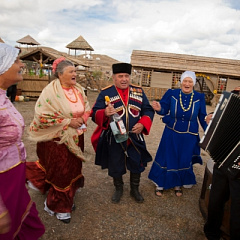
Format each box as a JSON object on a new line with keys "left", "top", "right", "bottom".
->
{"left": 0, "top": 43, "right": 19, "bottom": 75}
{"left": 180, "top": 71, "right": 196, "bottom": 85}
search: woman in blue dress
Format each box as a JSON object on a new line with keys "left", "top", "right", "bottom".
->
{"left": 148, "top": 71, "right": 211, "bottom": 197}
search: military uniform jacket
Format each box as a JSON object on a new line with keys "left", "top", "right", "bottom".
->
{"left": 91, "top": 84, "right": 154, "bottom": 177}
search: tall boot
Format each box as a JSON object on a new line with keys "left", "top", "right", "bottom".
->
{"left": 130, "top": 172, "right": 144, "bottom": 203}
{"left": 111, "top": 177, "right": 124, "bottom": 203}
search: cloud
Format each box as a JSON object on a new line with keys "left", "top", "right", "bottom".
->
{"left": 1, "top": 0, "right": 240, "bottom": 62}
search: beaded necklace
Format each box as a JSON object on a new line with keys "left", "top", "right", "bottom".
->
{"left": 63, "top": 86, "right": 78, "bottom": 103}
{"left": 179, "top": 90, "right": 194, "bottom": 112}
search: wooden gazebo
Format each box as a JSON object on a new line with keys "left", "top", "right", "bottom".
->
{"left": 66, "top": 35, "right": 94, "bottom": 57}
{"left": 17, "top": 35, "right": 40, "bottom": 48}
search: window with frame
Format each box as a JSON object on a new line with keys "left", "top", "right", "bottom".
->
{"left": 217, "top": 77, "right": 227, "bottom": 93}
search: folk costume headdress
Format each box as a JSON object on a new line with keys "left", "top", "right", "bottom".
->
{"left": 112, "top": 63, "right": 132, "bottom": 75}
{"left": 0, "top": 43, "right": 19, "bottom": 75}
{"left": 180, "top": 71, "right": 196, "bottom": 85}
{"left": 52, "top": 57, "right": 66, "bottom": 73}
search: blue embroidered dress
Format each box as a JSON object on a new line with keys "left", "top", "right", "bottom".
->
{"left": 148, "top": 89, "right": 207, "bottom": 189}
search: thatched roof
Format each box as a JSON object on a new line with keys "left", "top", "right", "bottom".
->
{"left": 19, "top": 47, "right": 87, "bottom": 67}
{"left": 17, "top": 35, "right": 40, "bottom": 46}
{"left": 0, "top": 37, "right": 4, "bottom": 43}
{"left": 66, "top": 35, "right": 94, "bottom": 51}
{"left": 131, "top": 50, "right": 240, "bottom": 78}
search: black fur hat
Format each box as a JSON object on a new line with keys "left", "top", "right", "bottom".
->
{"left": 112, "top": 63, "right": 132, "bottom": 75}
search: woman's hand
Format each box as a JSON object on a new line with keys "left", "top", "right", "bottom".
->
{"left": 152, "top": 101, "right": 161, "bottom": 111}
{"left": 69, "top": 117, "right": 84, "bottom": 129}
{"left": 0, "top": 211, "right": 11, "bottom": 234}
{"left": 205, "top": 114, "right": 213, "bottom": 125}
{"left": 105, "top": 104, "right": 116, "bottom": 117}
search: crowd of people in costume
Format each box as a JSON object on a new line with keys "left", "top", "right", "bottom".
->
{"left": 0, "top": 42, "right": 239, "bottom": 240}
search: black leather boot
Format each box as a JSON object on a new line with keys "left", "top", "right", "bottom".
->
{"left": 111, "top": 177, "right": 123, "bottom": 203}
{"left": 130, "top": 172, "right": 144, "bottom": 203}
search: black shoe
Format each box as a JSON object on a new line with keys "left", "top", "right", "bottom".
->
{"left": 130, "top": 172, "right": 144, "bottom": 203}
{"left": 112, "top": 177, "right": 124, "bottom": 203}
{"left": 72, "top": 204, "right": 76, "bottom": 211}
{"left": 130, "top": 188, "right": 144, "bottom": 203}
{"left": 111, "top": 188, "right": 123, "bottom": 203}
{"left": 59, "top": 218, "right": 71, "bottom": 224}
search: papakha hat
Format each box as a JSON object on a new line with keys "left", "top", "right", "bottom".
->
{"left": 112, "top": 63, "right": 132, "bottom": 75}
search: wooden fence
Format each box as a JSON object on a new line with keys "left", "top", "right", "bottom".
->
{"left": 17, "top": 74, "right": 167, "bottom": 101}
{"left": 17, "top": 75, "right": 50, "bottom": 97}
{"left": 142, "top": 87, "right": 168, "bottom": 100}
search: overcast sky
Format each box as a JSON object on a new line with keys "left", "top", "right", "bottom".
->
{"left": 1, "top": 0, "right": 240, "bottom": 62}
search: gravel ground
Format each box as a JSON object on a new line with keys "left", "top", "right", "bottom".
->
{"left": 15, "top": 90, "right": 215, "bottom": 240}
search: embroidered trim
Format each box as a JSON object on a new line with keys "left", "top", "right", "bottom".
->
{"left": 109, "top": 95, "right": 120, "bottom": 103}
{"left": 166, "top": 125, "right": 199, "bottom": 136}
{"left": 153, "top": 159, "right": 193, "bottom": 171}
{"left": 13, "top": 200, "right": 33, "bottom": 238}
{"left": 129, "top": 93, "right": 143, "bottom": 102}
{"left": 128, "top": 104, "right": 140, "bottom": 118}
{"left": 35, "top": 160, "right": 83, "bottom": 192}
{"left": 101, "top": 84, "right": 113, "bottom": 90}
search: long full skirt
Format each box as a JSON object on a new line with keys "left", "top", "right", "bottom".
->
{"left": 26, "top": 135, "right": 84, "bottom": 213}
{"left": 0, "top": 163, "right": 45, "bottom": 240}
{"left": 148, "top": 127, "right": 202, "bottom": 189}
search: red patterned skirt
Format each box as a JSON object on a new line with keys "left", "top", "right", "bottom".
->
{"left": 26, "top": 135, "right": 84, "bottom": 213}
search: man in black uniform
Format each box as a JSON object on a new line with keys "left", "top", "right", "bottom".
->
{"left": 204, "top": 86, "right": 240, "bottom": 240}
{"left": 91, "top": 63, "right": 154, "bottom": 204}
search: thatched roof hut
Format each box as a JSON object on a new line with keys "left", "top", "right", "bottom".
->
{"left": 18, "top": 47, "right": 88, "bottom": 97}
{"left": 17, "top": 35, "right": 40, "bottom": 48}
{"left": 66, "top": 35, "right": 94, "bottom": 56}
{"left": 20, "top": 46, "right": 87, "bottom": 67}
{"left": 0, "top": 37, "right": 5, "bottom": 43}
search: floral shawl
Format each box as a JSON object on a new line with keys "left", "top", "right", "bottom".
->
{"left": 29, "top": 79, "right": 91, "bottom": 161}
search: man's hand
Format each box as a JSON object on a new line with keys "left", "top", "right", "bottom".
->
{"left": 105, "top": 104, "right": 116, "bottom": 117}
{"left": 131, "top": 123, "right": 144, "bottom": 134}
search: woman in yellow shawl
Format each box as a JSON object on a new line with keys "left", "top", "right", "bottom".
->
{"left": 26, "top": 57, "right": 91, "bottom": 224}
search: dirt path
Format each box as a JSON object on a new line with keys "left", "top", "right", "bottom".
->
{"left": 15, "top": 90, "right": 215, "bottom": 240}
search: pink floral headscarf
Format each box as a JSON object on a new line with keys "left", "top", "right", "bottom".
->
{"left": 52, "top": 57, "right": 66, "bottom": 73}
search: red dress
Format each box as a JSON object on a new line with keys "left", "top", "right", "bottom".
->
{"left": 26, "top": 86, "right": 89, "bottom": 213}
